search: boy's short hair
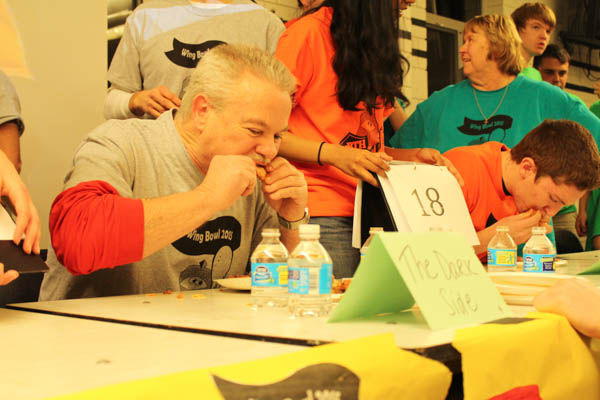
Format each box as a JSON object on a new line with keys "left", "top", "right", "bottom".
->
{"left": 533, "top": 44, "right": 571, "bottom": 68}
{"left": 511, "top": 2, "right": 556, "bottom": 31}
{"left": 511, "top": 119, "right": 600, "bottom": 191}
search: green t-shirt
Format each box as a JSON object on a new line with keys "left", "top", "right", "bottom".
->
{"left": 591, "top": 100, "right": 600, "bottom": 119}
{"left": 520, "top": 66, "right": 542, "bottom": 81}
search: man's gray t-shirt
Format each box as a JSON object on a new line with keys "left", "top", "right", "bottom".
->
{"left": 39, "top": 110, "right": 277, "bottom": 300}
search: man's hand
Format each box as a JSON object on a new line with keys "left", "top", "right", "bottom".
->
{"left": 0, "top": 262, "right": 18, "bottom": 286}
{"left": 320, "top": 144, "right": 392, "bottom": 187}
{"left": 576, "top": 210, "right": 588, "bottom": 237}
{"left": 534, "top": 278, "right": 600, "bottom": 338}
{"left": 0, "top": 150, "right": 40, "bottom": 254}
{"left": 261, "top": 157, "right": 307, "bottom": 222}
{"left": 496, "top": 209, "right": 551, "bottom": 245}
{"left": 129, "top": 85, "right": 182, "bottom": 118}
{"left": 196, "top": 155, "right": 257, "bottom": 213}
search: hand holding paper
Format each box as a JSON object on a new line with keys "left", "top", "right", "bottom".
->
{"left": 321, "top": 144, "right": 392, "bottom": 187}
{"left": 0, "top": 261, "right": 18, "bottom": 285}
{"left": 0, "top": 150, "right": 39, "bottom": 254}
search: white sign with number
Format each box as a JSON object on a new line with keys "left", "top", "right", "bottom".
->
{"left": 378, "top": 162, "right": 479, "bottom": 246}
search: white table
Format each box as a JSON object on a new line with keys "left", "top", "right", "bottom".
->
{"left": 9, "top": 289, "right": 460, "bottom": 349}
{"left": 0, "top": 308, "right": 303, "bottom": 400}
{"left": 11, "top": 251, "right": 600, "bottom": 350}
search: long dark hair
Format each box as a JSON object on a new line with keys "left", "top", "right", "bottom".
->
{"left": 309, "top": 0, "right": 409, "bottom": 113}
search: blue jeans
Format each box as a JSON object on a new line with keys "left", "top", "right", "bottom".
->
{"left": 309, "top": 216, "right": 360, "bottom": 278}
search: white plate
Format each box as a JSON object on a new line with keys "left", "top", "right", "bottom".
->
{"left": 488, "top": 271, "right": 574, "bottom": 287}
{"left": 215, "top": 277, "right": 251, "bottom": 291}
{"left": 494, "top": 283, "right": 547, "bottom": 296}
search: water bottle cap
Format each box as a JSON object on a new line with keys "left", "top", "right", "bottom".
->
{"left": 369, "top": 227, "right": 384, "bottom": 234}
{"left": 299, "top": 223, "right": 319, "bottom": 236}
{"left": 531, "top": 226, "right": 546, "bottom": 234}
{"left": 261, "top": 228, "right": 280, "bottom": 237}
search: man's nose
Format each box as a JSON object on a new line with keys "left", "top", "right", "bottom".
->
{"left": 257, "top": 137, "right": 278, "bottom": 160}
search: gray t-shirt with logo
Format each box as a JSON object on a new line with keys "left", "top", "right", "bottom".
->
{"left": 108, "top": 0, "right": 285, "bottom": 99}
{"left": 39, "top": 110, "right": 277, "bottom": 300}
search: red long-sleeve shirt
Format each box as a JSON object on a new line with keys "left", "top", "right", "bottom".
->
{"left": 50, "top": 180, "right": 144, "bottom": 275}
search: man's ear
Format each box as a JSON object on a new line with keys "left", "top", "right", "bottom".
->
{"left": 518, "top": 157, "right": 538, "bottom": 180}
{"left": 191, "top": 93, "right": 210, "bottom": 129}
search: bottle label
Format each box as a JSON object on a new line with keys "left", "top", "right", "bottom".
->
{"left": 251, "top": 262, "right": 288, "bottom": 288}
{"left": 288, "top": 263, "right": 332, "bottom": 295}
{"left": 523, "top": 254, "right": 556, "bottom": 273}
{"left": 487, "top": 248, "right": 517, "bottom": 267}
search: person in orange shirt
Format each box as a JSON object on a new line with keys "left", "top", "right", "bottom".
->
{"left": 275, "top": 0, "right": 457, "bottom": 277}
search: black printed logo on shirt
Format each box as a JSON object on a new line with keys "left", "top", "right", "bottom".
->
{"left": 171, "top": 216, "right": 241, "bottom": 290}
{"left": 486, "top": 213, "right": 498, "bottom": 228}
{"left": 164, "top": 39, "right": 226, "bottom": 68}
{"left": 339, "top": 111, "right": 381, "bottom": 152}
{"left": 212, "top": 363, "right": 360, "bottom": 400}
{"left": 457, "top": 115, "right": 514, "bottom": 145}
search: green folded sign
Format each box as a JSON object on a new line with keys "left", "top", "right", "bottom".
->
{"left": 329, "top": 232, "right": 513, "bottom": 331}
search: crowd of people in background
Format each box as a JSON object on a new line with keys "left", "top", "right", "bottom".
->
{"left": 2, "top": 0, "right": 600, "bottom": 338}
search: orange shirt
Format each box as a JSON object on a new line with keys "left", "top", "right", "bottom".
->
{"left": 275, "top": 7, "right": 392, "bottom": 217}
{"left": 444, "top": 142, "right": 518, "bottom": 260}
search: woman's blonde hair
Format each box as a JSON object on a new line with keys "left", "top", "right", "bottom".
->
{"left": 177, "top": 44, "right": 296, "bottom": 121}
{"left": 464, "top": 15, "right": 524, "bottom": 76}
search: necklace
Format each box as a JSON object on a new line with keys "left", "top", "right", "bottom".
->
{"left": 472, "top": 85, "right": 509, "bottom": 125}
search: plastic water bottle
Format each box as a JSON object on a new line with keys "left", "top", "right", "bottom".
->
{"left": 360, "top": 227, "right": 383, "bottom": 260}
{"left": 288, "top": 224, "right": 333, "bottom": 317}
{"left": 487, "top": 226, "right": 517, "bottom": 272}
{"left": 250, "top": 228, "right": 289, "bottom": 307}
{"left": 523, "top": 226, "right": 556, "bottom": 273}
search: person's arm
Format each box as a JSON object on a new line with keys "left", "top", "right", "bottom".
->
{"left": 0, "top": 149, "right": 39, "bottom": 254}
{"left": 278, "top": 132, "right": 392, "bottom": 187}
{"left": 128, "top": 86, "right": 181, "bottom": 119}
{"left": 0, "top": 121, "right": 21, "bottom": 172}
{"left": 104, "top": 86, "right": 181, "bottom": 120}
{"left": 104, "top": 8, "right": 180, "bottom": 120}
{"left": 52, "top": 154, "right": 301, "bottom": 274}
{"left": 388, "top": 104, "right": 424, "bottom": 149}
{"left": 576, "top": 191, "right": 590, "bottom": 237}
{"left": 387, "top": 102, "right": 408, "bottom": 132}
{"left": 534, "top": 278, "right": 600, "bottom": 338}
{"left": 104, "top": 87, "right": 137, "bottom": 120}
